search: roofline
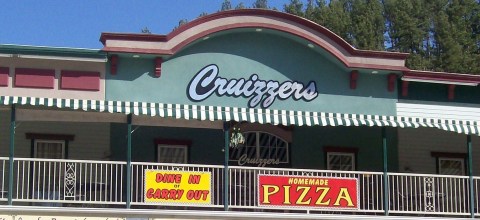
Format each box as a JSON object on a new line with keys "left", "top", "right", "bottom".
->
{"left": 0, "top": 44, "right": 106, "bottom": 59}
{"left": 100, "top": 9, "right": 409, "bottom": 60}
{"left": 403, "top": 70, "right": 480, "bottom": 85}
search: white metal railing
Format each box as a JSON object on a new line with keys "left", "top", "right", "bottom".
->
{"left": 388, "top": 172, "right": 471, "bottom": 216}
{"left": 131, "top": 162, "right": 224, "bottom": 207}
{"left": 474, "top": 177, "right": 480, "bottom": 217}
{"left": 0, "top": 157, "right": 477, "bottom": 217}
{"left": 13, "top": 158, "right": 126, "bottom": 205}
{"left": 228, "top": 166, "right": 384, "bottom": 213}
{"left": 0, "top": 157, "right": 7, "bottom": 201}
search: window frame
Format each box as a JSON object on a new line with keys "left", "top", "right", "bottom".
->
{"left": 431, "top": 152, "right": 467, "bottom": 176}
{"left": 324, "top": 146, "right": 358, "bottom": 171}
{"left": 438, "top": 157, "right": 465, "bottom": 176}
{"left": 229, "top": 131, "right": 290, "bottom": 166}
{"left": 154, "top": 139, "right": 191, "bottom": 164}
{"left": 326, "top": 152, "right": 356, "bottom": 171}
{"left": 26, "top": 133, "right": 73, "bottom": 159}
{"left": 33, "top": 139, "right": 66, "bottom": 159}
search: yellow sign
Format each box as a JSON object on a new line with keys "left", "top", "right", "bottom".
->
{"left": 144, "top": 170, "right": 212, "bottom": 204}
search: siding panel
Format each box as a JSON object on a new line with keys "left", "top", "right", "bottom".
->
{"left": 398, "top": 127, "right": 480, "bottom": 175}
{"left": 0, "top": 120, "right": 110, "bottom": 160}
{"left": 397, "top": 101, "right": 480, "bottom": 121}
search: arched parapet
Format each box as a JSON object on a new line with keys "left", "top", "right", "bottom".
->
{"left": 100, "top": 9, "right": 408, "bottom": 71}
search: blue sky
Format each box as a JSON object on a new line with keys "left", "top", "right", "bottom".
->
{"left": 0, "top": 1, "right": 299, "bottom": 49}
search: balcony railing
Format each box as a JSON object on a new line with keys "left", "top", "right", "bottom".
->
{"left": 0, "top": 157, "right": 478, "bottom": 218}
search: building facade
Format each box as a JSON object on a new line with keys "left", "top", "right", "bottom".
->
{"left": 0, "top": 9, "right": 480, "bottom": 220}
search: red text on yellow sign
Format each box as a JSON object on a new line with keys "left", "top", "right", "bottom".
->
{"left": 144, "top": 170, "right": 211, "bottom": 204}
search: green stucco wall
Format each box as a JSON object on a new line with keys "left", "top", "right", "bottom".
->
{"left": 401, "top": 81, "right": 480, "bottom": 104}
{"left": 107, "top": 31, "right": 398, "bottom": 116}
{"left": 291, "top": 126, "right": 399, "bottom": 172}
{"left": 110, "top": 123, "right": 224, "bottom": 164}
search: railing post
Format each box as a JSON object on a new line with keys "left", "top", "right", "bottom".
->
{"left": 382, "top": 127, "right": 389, "bottom": 216}
{"left": 223, "top": 122, "right": 230, "bottom": 211}
{"left": 467, "top": 135, "right": 474, "bottom": 218}
{"left": 126, "top": 114, "right": 132, "bottom": 209}
{"left": 8, "top": 104, "right": 15, "bottom": 205}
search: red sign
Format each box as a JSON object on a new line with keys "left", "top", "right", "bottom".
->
{"left": 258, "top": 175, "right": 359, "bottom": 209}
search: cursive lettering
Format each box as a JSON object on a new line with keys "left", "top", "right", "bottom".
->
{"left": 187, "top": 64, "right": 318, "bottom": 108}
{"left": 237, "top": 154, "right": 281, "bottom": 167}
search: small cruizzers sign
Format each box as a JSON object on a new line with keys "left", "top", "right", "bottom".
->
{"left": 144, "top": 170, "right": 212, "bottom": 205}
{"left": 258, "top": 175, "right": 359, "bottom": 209}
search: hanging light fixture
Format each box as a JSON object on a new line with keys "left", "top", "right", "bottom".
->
{"left": 229, "top": 127, "right": 245, "bottom": 148}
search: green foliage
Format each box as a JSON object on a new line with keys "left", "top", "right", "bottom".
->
{"left": 221, "top": 0, "right": 232, "bottom": 11}
{"left": 284, "top": 0, "right": 305, "bottom": 17}
{"left": 252, "top": 0, "right": 269, "bottom": 8}
{"left": 212, "top": 0, "right": 480, "bottom": 74}
{"left": 235, "top": 2, "right": 246, "bottom": 9}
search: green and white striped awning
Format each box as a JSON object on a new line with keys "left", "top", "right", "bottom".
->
{"left": 2, "top": 96, "right": 480, "bottom": 135}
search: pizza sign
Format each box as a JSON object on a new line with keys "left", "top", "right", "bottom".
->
{"left": 258, "top": 175, "right": 359, "bottom": 209}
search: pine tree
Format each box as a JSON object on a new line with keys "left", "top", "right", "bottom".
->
{"left": 304, "top": 0, "right": 318, "bottom": 21}
{"left": 252, "top": 0, "right": 268, "bottom": 9}
{"left": 350, "top": 0, "right": 385, "bottom": 50}
{"left": 384, "top": 0, "right": 431, "bottom": 70}
{"left": 235, "top": 2, "right": 246, "bottom": 9}
{"left": 284, "top": 0, "right": 305, "bottom": 17}
{"left": 221, "top": 0, "right": 232, "bottom": 11}
{"left": 322, "top": 0, "right": 353, "bottom": 44}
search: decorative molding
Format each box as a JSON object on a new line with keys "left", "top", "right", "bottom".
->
{"left": 401, "top": 81, "right": 409, "bottom": 97}
{"left": 60, "top": 70, "right": 100, "bottom": 91}
{"left": 14, "top": 68, "right": 55, "bottom": 89}
{"left": 26, "top": 133, "right": 75, "bottom": 141}
{"left": 154, "top": 139, "right": 192, "bottom": 146}
{"left": 100, "top": 10, "right": 408, "bottom": 59}
{"left": 448, "top": 84, "right": 455, "bottom": 100}
{"left": 324, "top": 146, "right": 359, "bottom": 153}
{"left": 431, "top": 151, "right": 466, "bottom": 159}
{"left": 350, "top": 70, "right": 358, "bottom": 90}
{"left": 388, "top": 73, "right": 397, "bottom": 92}
{"left": 110, "top": 55, "right": 118, "bottom": 75}
{"left": 154, "top": 57, "right": 163, "bottom": 77}
{"left": 403, "top": 70, "right": 480, "bottom": 86}
{"left": 0, "top": 67, "right": 8, "bottom": 87}
{"left": 100, "top": 9, "right": 409, "bottom": 72}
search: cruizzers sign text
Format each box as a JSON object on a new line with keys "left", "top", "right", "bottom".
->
{"left": 187, "top": 64, "right": 318, "bottom": 108}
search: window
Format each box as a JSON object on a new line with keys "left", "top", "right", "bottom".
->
{"left": 431, "top": 152, "right": 466, "bottom": 175}
{"left": 324, "top": 147, "right": 358, "bottom": 171}
{"left": 229, "top": 131, "right": 289, "bottom": 167}
{"left": 34, "top": 140, "right": 65, "bottom": 159}
{"left": 327, "top": 152, "right": 355, "bottom": 171}
{"left": 157, "top": 145, "right": 188, "bottom": 163}
{"left": 155, "top": 139, "right": 191, "bottom": 164}
{"left": 438, "top": 158, "right": 465, "bottom": 175}
{"left": 26, "top": 133, "right": 73, "bottom": 159}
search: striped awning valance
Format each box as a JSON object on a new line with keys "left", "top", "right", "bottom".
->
{"left": 1, "top": 96, "right": 480, "bottom": 135}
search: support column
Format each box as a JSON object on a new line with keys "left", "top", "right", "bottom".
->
{"left": 8, "top": 104, "right": 15, "bottom": 205}
{"left": 467, "top": 135, "right": 474, "bottom": 218}
{"left": 126, "top": 114, "right": 132, "bottom": 209}
{"left": 382, "top": 127, "right": 389, "bottom": 216}
{"left": 223, "top": 122, "right": 230, "bottom": 211}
